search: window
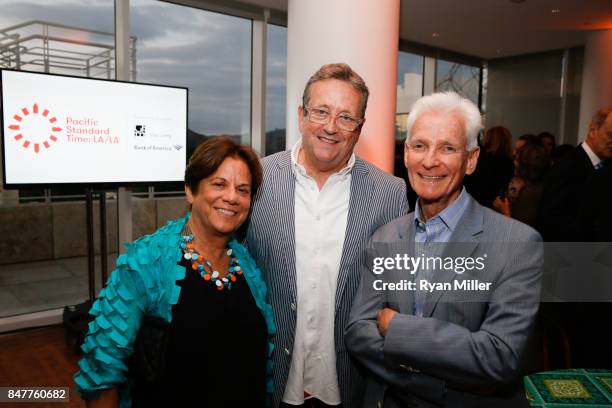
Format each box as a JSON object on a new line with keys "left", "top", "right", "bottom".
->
{"left": 1, "top": 0, "right": 116, "bottom": 202}
{"left": 0, "top": 0, "right": 115, "bottom": 317}
{"left": 435, "top": 59, "right": 481, "bottom": 106}
{"left": 0, "top": 0, "right": 115, "bottom": 79}
{"left": 265, "top": 23, "right": 287, "bottom": 155}
{"left": 130, "top": 0, "right": 252, "bottom": 156}
{"left": 396, "top": 51, "right": 424, "bottom": 140}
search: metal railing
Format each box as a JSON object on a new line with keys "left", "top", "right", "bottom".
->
{"left": 0, "top": 190, "right": 186, "bottom": 206}
{"left": 0, "top": 20, "right": 137, "bottom": 80}
{"left": 0, "top": 19, "right": 144, "bottom": 206}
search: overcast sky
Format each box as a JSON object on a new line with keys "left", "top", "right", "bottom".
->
{"left": 0, "top": 0, "right": 288, "bottom": 138}
{"left": 397, "top": 51, "right": 423, "bottom": 86}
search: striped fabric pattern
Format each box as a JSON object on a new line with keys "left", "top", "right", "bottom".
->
{"left": 246, "top": 150, "right": 409, "bottom": 408}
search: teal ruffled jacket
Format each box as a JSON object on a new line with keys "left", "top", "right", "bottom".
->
{"left": 74, "top": 214, "right": 276, "bottom": 407}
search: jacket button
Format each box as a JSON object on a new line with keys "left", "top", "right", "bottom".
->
{"left": 377, "top": 401, "right": 382, "bottom": 408}
{"left": 290, "top": 302, "right": 296, "bottom": 311}
{"left": 284, "top": 347, "right": 291, "bottom": 356}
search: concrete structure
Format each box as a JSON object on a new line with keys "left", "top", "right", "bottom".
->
{"left": 286, "top": 0, "right": 400, "bottom": 172}
{"left": 397, "top": 72, "right": 423, "bottom": 113}
{"left": 0, "top": 197, "right": 186, "bottom": 266}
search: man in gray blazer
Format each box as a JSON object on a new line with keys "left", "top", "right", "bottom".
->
{"left": 246, "top": 63, "right": 408, "bottom": 408}
{"left": 345, "top": 92, "right": 543, "bottom": 408}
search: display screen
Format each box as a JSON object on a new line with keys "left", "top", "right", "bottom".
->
{"left": 1, "top": 69, "right": 188, "bottom": 187}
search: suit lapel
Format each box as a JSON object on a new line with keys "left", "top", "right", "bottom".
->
{"left": 335, "top": 158, "right": 373, "bottom": 313}
{"left": 275, "top": 152, "right": 298, "bottom": 303}
{"left": 423, "top": 195, "right": 483, "bottom": 317}
{"left": 398, "top": 213, "right": 417, "bottom": 313}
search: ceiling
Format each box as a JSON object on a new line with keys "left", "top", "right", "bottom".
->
{"left": 234, "top": 0, "right": 612, "bottom": 59}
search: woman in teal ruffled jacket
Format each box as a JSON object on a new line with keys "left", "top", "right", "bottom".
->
{"left": 74, "top": 137, "right": 275, "bottom": 407}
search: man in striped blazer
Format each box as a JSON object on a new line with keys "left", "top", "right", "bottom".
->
{"left": 246, "top": 63, "right": 408, "bottom": 408}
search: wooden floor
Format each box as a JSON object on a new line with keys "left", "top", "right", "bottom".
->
{"left": 0, "top": 325, "right": 85, "bottom": 407}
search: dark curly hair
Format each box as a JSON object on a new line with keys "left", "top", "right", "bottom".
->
{"left": 185, "top": 136, "right": 262, "bottom": 199}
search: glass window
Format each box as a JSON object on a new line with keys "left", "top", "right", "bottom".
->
{"left": 435, "top": 59, "right": 481, "bottom": 106}
{"left": 1, "top": 0, "right": 116, "bottom": 201}
{"left": 265, "top": 23, "right": 287, "bottom": 155}
{"left": 0, "top": 0, "right": 115, "bottom": 79}
{"left": 0, "top": 0, "right": 114, "bottom": 318}
{"left": 396, "top": 51, "right": 424, "bottom": 140}
{"left": 130, "top": 0, "right": 252, "bottom": 155}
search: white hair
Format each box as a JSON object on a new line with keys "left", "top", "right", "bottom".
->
{"left": 405, "top": 92, "right": 482, "bottom": 150}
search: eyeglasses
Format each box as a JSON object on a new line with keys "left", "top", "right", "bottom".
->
{"left": 304, "top": 106, "right": 363, "bottom": 132}
{"left": 405, "top": 141, "right": 470, "bottom": 156}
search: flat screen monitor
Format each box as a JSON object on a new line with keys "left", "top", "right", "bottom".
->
{"left": 1, "top": 69, "right": 188, "bottom": 188}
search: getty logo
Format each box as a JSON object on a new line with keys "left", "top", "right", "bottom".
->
{"left": 7, "top": 103, "right": 63, "bottom": 154}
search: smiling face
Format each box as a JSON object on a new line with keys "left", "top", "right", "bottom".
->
{"left": 404, "top": 110, "right": 479, "bottom": 219}
{"left": 298, "top": 79, "right": 363, "bottom": 175}
{"left": 185, "top": 156, "right": 252, "bottom": 239}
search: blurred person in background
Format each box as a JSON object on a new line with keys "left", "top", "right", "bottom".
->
{"left": 538, "top": 108, "right": 612, "bottom": 242}
{"left": 465, "top": 126, "right": 514, "bottom": 207}
{"left": 513, "top": 133, "right": 541, "bottom": 158}
{"left": 538, "top": 132, "right": 556, "bottom": 154}
{"left": 537, "top": 107, "right": 612, "bottom": 369}
{"left": 550, "top": 144, "right": 575, "bottom": 166}
{"left": 494, "top": 143, "right": 550, "bottom": 230}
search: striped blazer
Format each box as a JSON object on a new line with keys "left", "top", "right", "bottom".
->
{"left": 246, "top": 150, "right": 409, "bottom": 408}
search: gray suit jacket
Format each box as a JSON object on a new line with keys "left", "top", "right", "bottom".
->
{"left": 345, "top": 193, "right": 542, "bottom": 408}
{"left": 246, "top": 150, "right": 409, "bottom": 408}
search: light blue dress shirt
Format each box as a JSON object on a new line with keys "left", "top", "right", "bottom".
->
{"left": 412, "top": 187, "right": 471, "bottom": 316}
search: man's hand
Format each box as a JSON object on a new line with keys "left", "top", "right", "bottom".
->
{"left": 377, "top": 308, "right": 397, "bottom": 337}
{"left": 493, "top": 196, "right": 511, "bottom": 217}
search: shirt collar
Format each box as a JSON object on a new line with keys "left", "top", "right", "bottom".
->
{"left": 581, "top": 141, "right": 602, "bottom": 168}
{"left": 414, "top": 187, "right": 470, "bottom": 231}
{"left": 290, "top": 138, "right": 356, "bottom": 177}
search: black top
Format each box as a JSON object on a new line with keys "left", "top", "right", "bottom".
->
{"left": 538, "top": 144, "right": 596, "bottom": 241}
{"left": 464, "top": 152, "right": 515, "bottom": 208}
{"left": 131, "top": 258, "right": 268, "bottom": 407}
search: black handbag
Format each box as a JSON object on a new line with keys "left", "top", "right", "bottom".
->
{"left": 129, "top": 315, "right": 171, "bottom": 383}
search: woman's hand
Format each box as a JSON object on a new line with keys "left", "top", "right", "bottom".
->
{"left": 86, "top": 388, "right": 118, "bottom": 408}
{"left": 377, "top": 308, "right": 397, "bottom": 337}
{"left": 493, "top": 196, "right": 511, "bottom": 217}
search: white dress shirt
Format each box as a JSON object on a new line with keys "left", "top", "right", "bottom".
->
{"left": 282, "top": 139, "right": 354, "bottom": 405}
{"left": 582, "top": 141, "right": 603, "bottom": 168}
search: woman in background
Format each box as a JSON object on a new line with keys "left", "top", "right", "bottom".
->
{"left": 465, "top": 126, "right": 515, "bottom": 207}
{"left": 74, "top": 137, "right": 274, "bottom": 407}
{"left": 494, "top": 142, "right": 550, "bottom": 230}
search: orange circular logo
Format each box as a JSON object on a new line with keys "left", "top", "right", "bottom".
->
{"left": 8, "top": 103, "right": 62, "bottom": 153}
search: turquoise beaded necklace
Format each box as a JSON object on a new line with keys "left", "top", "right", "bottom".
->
{"left": 180, "top": 225, "right": 242, "bottom": 291}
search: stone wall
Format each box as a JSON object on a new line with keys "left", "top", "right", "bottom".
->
{"left": 0, "top": 197, "right": 188, "bottom": 265}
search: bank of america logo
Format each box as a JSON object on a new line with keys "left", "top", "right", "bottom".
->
{"left": 7, "top": 103, "right": 62, "bottom": 153}
{"left": 134, "top": 125, "right": 146, "bottom": 137}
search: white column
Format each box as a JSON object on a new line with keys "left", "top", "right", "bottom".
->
{"left": 285, "top": 0, "right": 400, "bottom": 172}
{"left": 251, "top": 9, "right": 269, "bottom": 156}
{"left": 115, "top": 0, "right": 132, "bottom": 250}
{"left": 577, "top": 29, "right": 612, "bottom": 141}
